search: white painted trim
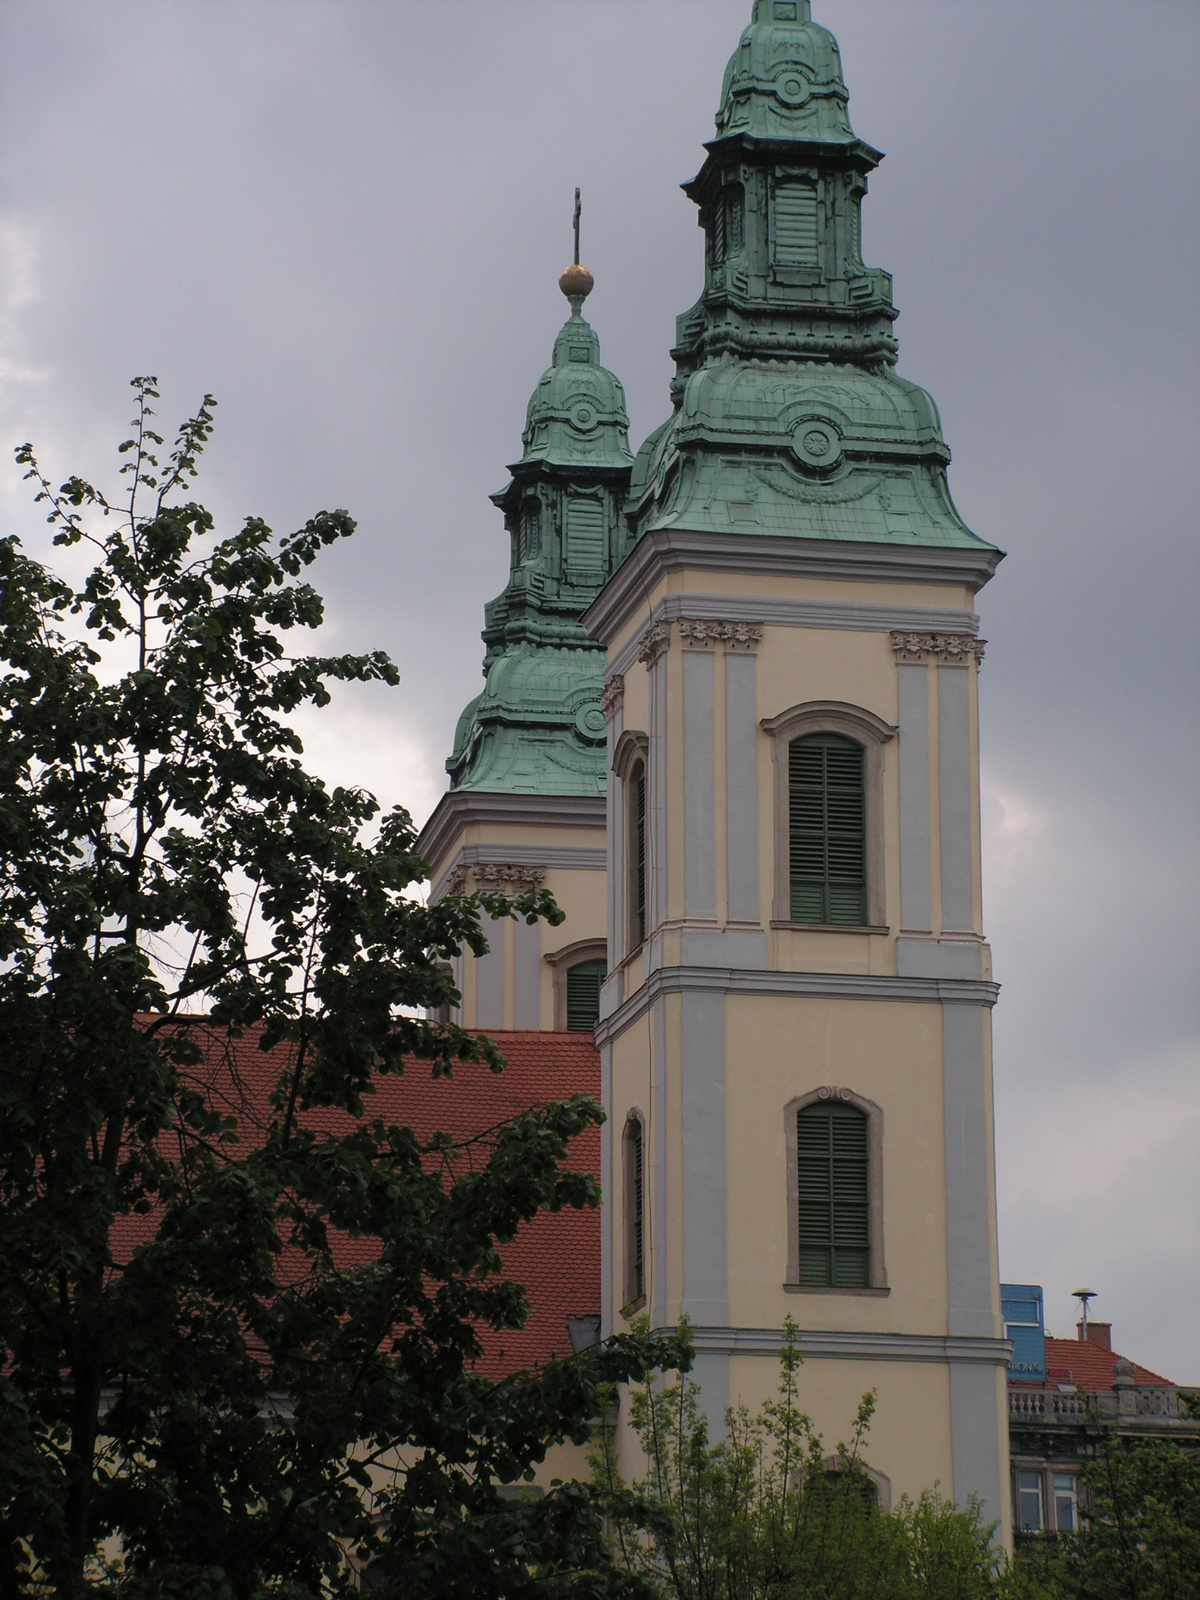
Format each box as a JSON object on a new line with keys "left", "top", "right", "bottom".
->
{"left": 608, "top": 594, "right": 980, "bottom": 679}
{"left": 429, "top": 842, "right": 606, "bottom": 905}
{"left": 595, "top": 966, "right": 1000, "bottom": 1046}
{"left": 725, "top": 651, "right": 761, "bottom": 925}
{"left": 418, "top": 791, "right": 606, "bottom": 881}
{"left": 584, "top": 528, "right": 1002, "bottom": 647}
{"left": 897, "top": 662, "right": 932, "bottom": 931}
{"left": 684, "top": 650, "right": 717, "bottom": 920}
{"left": 673, "top": 1326, "right": 1012, "bottom": 1365}
{"left": 938, "top": 665, "right": 974, "bottom": 932}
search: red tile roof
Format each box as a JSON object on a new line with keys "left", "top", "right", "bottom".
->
{"left": 1012, "top": 1335, "right": 1174, "bottom": 1392}
{"left": 114, "top": 1023, "right": 602, "bottom": 1378}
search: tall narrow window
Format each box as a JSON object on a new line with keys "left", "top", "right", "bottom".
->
{"left": 1017, "top": 1472, "right": 1044, "bottom": 1533}
{"left": 774, "top": 180, "right": 818, "bottom": 267}
{"left": 565, "top": 959, "right": 605, "bottom": 1033}
{"left": 1052, "top": 1474, "right": 1076, "bottom": 1533}
{"left": 796, "top": 1100, "right": 869, "bottom": 1287}
{"left": 631, "top": 760, "right": 647, "bottom": 947}
{"left": 624, "top": 1114, "right": 645, "bottom": 1307}
{"left": 789, "top": 734, "right": 865, "bottom": 924}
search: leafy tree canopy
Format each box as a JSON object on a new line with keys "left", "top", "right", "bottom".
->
{"left": 0, "top": 380, "right": 684, "bottom": 1598}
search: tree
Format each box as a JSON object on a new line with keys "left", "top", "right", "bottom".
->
{"left": 1008, "top": 1428, "right": 1200, "bottom": 1600}
{"left": 594, "top": 1317, "right": 1002, "bottom": 1600}
{"left": 0, "top": 379, "right": 683, "bottom": 1597}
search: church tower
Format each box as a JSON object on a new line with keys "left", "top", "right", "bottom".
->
{"left": 419, "top": 239, "right": 633, "bottom": 1032}
{"left": 587, "top": 0, "right": 1010, "bottom": 1531}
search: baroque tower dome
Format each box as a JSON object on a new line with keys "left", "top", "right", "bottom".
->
{"left": 621, "top": 0, "right": 999, "bottom": 576}
{"left": 445, "top": 265, "right": 634, "bottom": 796}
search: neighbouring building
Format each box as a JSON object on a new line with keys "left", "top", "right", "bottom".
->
{"left": 1003, "top": 1285, "right": 1200, "bottom": 1538}
{"left": 420, "top": 0, "right": 1011, "bottom": 1536}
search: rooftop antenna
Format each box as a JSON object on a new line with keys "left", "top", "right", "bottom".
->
{"left": 1072, "top": 1288, "right": 1096, "bottom": 1340}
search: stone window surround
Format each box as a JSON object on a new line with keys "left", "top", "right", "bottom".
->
{"left": 612, "top": 728, "right": 650, "bottom": 960}
{"left": 622, "top": 1108, "right": 648, "bottom": 1313}
{"left": 822, "top": 1454, "right": 894, "bottom": 1513}
{"left": 544, "top": 937, "right": 609, "bottom": 1031}
{"left": 784, "top": 1086, "right": 888, "bottom": 1296}
{"left": 761, "top": 700, "right": 896, "bottom": 932}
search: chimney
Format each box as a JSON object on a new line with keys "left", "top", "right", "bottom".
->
{"left": 1077, "top": 1320, "right": 1112, "bottom": 1350}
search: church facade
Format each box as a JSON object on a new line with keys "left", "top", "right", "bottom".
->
{"left": 418, "top": 0, "right": 1010, "bottom": 1534}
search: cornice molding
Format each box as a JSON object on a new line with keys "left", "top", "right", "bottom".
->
{"left": 417, "top": 790, "right": 607, "bottom": 879}
{"left": 584, "top": 528, "right": 1002, "bottom": 647}
{"left": 595, "top": 964, "right": 1000, "bottom": 1045}
{"left": 429, "top": 842, "right": 607, "bottom": 905}
{"left": 606, "top": 594, "right": 980, "bottom": 681}
{"left": 671, "top": 1325, "right": 1011, "bottom": 1367}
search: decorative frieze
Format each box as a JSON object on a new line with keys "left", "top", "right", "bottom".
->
{"left": 890, "top": 631, "right": 986, "bottom": 667}
{"left": 446, "top": 862, "right": 546, "bottom": 897}
{"left": 637, "top": 621, "right": 672, "bottom": 667}
{"left": 600, "top": 674, "right": 625, "bottom": 718}
{"left": 677, "top": 618, "right": 764, "bottom": 651}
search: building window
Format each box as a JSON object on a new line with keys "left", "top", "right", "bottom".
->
{"left": 631, "top": 758, "right": 647, "bottom": 948}
{"left": 789, "top": 733, "right": 866, "bottom": 924}
{"left": 1052, "top": 1473, "right": 1076, "bottom": 1533}
{"left": 1017, "top": 1471, "right": 1044, "bottom": 1533}
{"left": 623, "top": 1113, "right": 646, "bottom": 1309}
{"left": 545, "top": 938, "right": 607, "bottom": 1031}
{"left": 521, "top": 499, "right": 541, "bottom": 561}
{"left": 565, "top": 959, "right": 605, "bottom": 1033}
{"left": 762, "top": 701, "right": 895, "bottom": 929}
{"left": 796, "top": 1100, "right": 869, "bottom": 1287}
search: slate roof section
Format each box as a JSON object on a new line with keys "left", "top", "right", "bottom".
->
{"left": 114, "top": 1024, "right": 602, "bottom": 1380}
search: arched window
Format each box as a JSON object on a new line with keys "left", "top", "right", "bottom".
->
{"left": 623, "top": 1113, "right": 646, "bottom": 1309}
{"left": 796, "top": 1099, "right": 870, "bottom": 1287}
{"left": 565, "top": 958, "right": 606, "bottom": 1033}
{"left": 788, "top": 733, "right": 866, "bottom": 925}
{"left": 762, "top": 702, "right": 894, "bottom": 930}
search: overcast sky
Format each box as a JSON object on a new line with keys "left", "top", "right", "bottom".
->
{"left": 1, "top": 0, "right": 1197, "bottom": 1385}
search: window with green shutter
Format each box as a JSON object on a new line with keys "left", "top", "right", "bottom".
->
{"left": 632, "top": 761, "right": 647, "bottom": 947}
{"left": 565, "top": 959, "right": 605, "bottom": 1033}
{"left": 796, "top": 1100, "right": 870, "bottom": 1287}
{"left": 788, "top": 733, "right": 866, "bottom": 924}
{"left": 628, "top": 1118, "right": 644, "bottom": 1303}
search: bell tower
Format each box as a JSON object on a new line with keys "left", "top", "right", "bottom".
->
{"left": 588, "top": 0, "right": 1011, "bottom": 1536}
{"left": 420, "top": 210, "right": 634, "bottom": 1033}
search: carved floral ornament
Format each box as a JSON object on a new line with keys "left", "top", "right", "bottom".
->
{"left": 890, "top": 631, "right": 986, "bottom": 667}
{"left": 600, "top": 674, "right": 625, "bottom": 718}
{"left": 445, "top": 863, "right": 546, "bottom": 897}
{"left": 635, "top": 618, "right": 764, "bottom": 665}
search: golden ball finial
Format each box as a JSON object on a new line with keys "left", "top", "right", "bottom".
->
{"left": 559, "top": 262, "right": 594, "bottom": 302}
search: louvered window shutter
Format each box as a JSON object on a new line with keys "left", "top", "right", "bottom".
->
{"left": 565, "top": 496, "right": 605, "bottom": 569}
{"left": 632, "top": 1122, "right": 644, "bottom": 1301}
{"left": 797, "top": 1102, "right": 870, "bottom": 1287}
{"left": 789, "top": 734, "right": 865, "bottom": 924}
{"left": 774, "top": 181, "right": 819, "bottom": 267}
{"left": 566, "top": 959, "right": 606, "bottom": 1033}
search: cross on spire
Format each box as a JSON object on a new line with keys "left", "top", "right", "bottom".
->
{"left": 573, "top": 187, "right": 581, "bottom": 266}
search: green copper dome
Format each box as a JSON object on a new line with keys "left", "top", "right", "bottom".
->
{"left": 445, "top": 277, "right": 633, "bottom": 796}
{"left": 716, "top": 0, "right": 859, "bottom": 148}
{"left": 622, "top": 1, "right": 1000, "bottom": 569}
{"left": 520, "top": 308, "right": 634, "bottom": 472}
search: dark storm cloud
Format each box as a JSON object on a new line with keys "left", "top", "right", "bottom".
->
{"left": 1, "top": 0, "right": 1197, "bottom": 1378}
